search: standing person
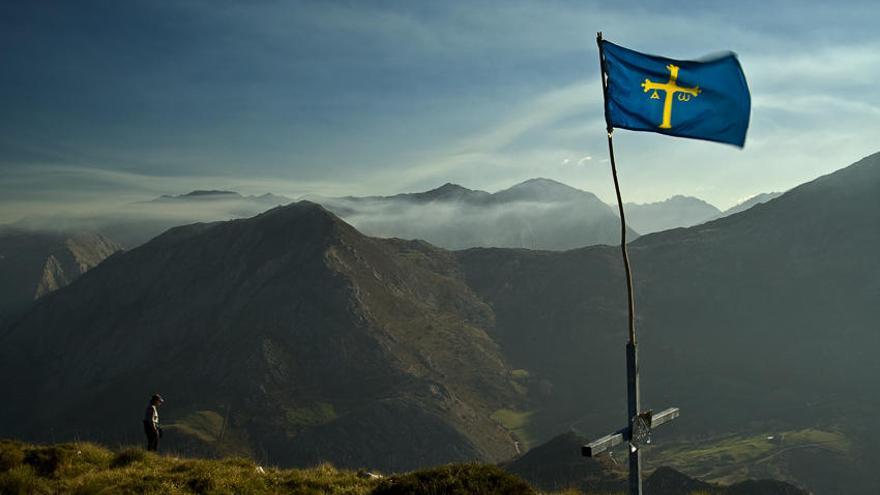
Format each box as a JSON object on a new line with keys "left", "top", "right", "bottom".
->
{"left": 143, "top": 394, "right": 164, "bottom": 451}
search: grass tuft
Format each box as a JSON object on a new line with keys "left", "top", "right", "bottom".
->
{"left": 0, "top": 440, "right": 26, "bottom": 472}
{"left": 0, "top": 464, "right": 52, "bottom": 494}
{"left": 23, "top": 445, "right": 71, "bottom": 477}
{"left": 110, "top": 448, "right": 147, "bottom": 469}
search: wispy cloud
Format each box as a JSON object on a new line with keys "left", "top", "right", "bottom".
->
{"left": 1, "top": 1, "right": 878, "bottom": 219}
{"left": 0, "top": 164, "right": 359, "bottom": 223}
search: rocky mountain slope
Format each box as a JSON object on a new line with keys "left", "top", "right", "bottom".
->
{"left": 456, "top": 151, "right": 880, "bottom": 493}
{"left": 0, "top": 229, "right": 121, "bottom": 319}
{"left": 1, "top": 152, "right": 877, "bottom": 492}
{"left": 0, "top": 202, "right": 523, "bottom": 472}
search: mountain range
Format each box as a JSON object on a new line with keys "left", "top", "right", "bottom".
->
{"left": 150, "top": 190, "right": 289, "bottom": 203}
{"left": 0, "top": 202, "right": 524, "bottom": 471}
{"left": 2, "top": 152, "right": 877, "bottom": 493}
{"left": 317, "top": 178, "right": 638, "bottom": 250}
{"left": 0, "top": 183, "right": 782, "bottom": 322}
{"left": 5, "top": 179, "right": 778, "bottom": 255}
{"left": 320, "top": 178, "right": 779, "bottom": 245}
{"left": 455, "top": 152, "right": 880, "bottom": 493}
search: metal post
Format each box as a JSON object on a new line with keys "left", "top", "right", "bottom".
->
{"left": 626, "top": 341, "right": 641, "bottom": 495}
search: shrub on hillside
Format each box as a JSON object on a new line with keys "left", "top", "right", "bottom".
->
{"left": 373, "top": 463, "right": 535, "bottom": 495}
{"left": 0, "top": 441, "right": 26, "bottom": 472}
{"left": 72, "top": 442, "right": 114, "bottom": 469}
{"left": 186, "top": 473, "right": 217, "bottom": 493}
{"left": 23, "top": 445, "right": 73, "bottom": 477}
{"left": 0, "top": 465, "right": 51, "bottom": 494}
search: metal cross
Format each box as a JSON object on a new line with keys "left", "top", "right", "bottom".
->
{"left": 581, "top": 407, "right": 680, "bottom": 457}
{"left": 581, "top": 342, "right": 680, "bottom": 495}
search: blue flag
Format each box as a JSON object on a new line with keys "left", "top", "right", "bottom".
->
{"left": 599, "top": 40, "right": 751, "bottom": 147}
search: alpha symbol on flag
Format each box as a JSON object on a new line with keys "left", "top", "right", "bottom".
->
{"left": 641, "top": 64, "right": 701, "bottom": 129}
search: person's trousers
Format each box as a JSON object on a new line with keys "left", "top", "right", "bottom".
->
{"left": 143, "top": 421, "right": 159, "bottom": 451}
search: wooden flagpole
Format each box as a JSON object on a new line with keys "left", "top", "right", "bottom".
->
{"left": 597, "top": 31, "right": 642, "bottom": 495}
{"left": 584, "top": 33, "right": 680, "bottom": 495}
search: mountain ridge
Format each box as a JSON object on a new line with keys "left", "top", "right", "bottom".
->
{"left": 456, "top": 151, "right": 880, "bottom": 493}
{"left": 2, "top": 152, "right": 878, "bottom": 492}
{"left": 0, "top": 201, "right": 522, "bottom": 471}
{"left": 318, "top": 178, "right": 636, "bottom": 250}
{"left": 621, "top": 194, "right": 721, "bottom": 234}
{"left": 715, "top": 192, "right": 784, "bottom": 219}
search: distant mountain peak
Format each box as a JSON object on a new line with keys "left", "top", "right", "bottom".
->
{"left": 510, "top": 177, "right": 577, "bottom": 190}
{"left": 260, "top": 199, "right": 330, "bottom": 216}
{"left": 669, "top": 194, "right": 709, "bottom": 203}
{"left": 185, "top": 189, "right": 239, "bottom": 196}
{"left": 435, "top": 182, "right": 468, "bottom": 191}
{"left": 143, "top": 189, "right": 291, "bottom": 214}
{"left": 153, "top": 190, "right": 241, "bottom": 202}
{"left": 418, "top": 182, "right": 477, "bottom": 198}
{"left": 494, "top": 177, "right": 595, "bottom": 203}
{"left": 253, "top": 200, "right": 344, "bottom": 228}
{"left": 143, "top": 200, "right": 346, "bottom": 252}
{"left": 313, "top": 177, "right": 632, "bottom": 249}
{"left": 389, "top": 182, "right": 491, "bottom": 203}
{"left": 621, "top": 194, "right": 720, "bottom": 234}
{"left": 157, "top": 190, "right": 243, "bottom": 200}
{"left": 626, "top": 195, "right": 718, "bottom": 209}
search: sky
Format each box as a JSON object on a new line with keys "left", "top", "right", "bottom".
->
{"left": 1, "top": 0, "right": 879, "bottom": 222}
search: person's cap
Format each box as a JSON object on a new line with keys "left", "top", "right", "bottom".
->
{"left": 151, "top": 394, "right": 164, "bottom": 403}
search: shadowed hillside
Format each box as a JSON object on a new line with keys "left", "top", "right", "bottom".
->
{"left": 1, "top": 153, "right": 877, "bottom": 493}
{"left": 456, "top": 152, "right": 880, "bottom": 493}
{"left": 0, "top": 202, "right": 523, "bottom": 471}
{"left": 0, "top": 229, "right": 121, "bottom": 320}
{"left": 714, "top": 192, "right": 784, "bottom": 219}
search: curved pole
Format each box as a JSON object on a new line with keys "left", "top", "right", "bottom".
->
{"left": 597, "top": 31, "right": 641, "bottom": 495}
{"left": 596, "top": 32, "right": 636, "bottom": 345}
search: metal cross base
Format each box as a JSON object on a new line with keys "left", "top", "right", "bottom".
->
{"left": 581, "top": 407, "right": 679, "bottom": 457}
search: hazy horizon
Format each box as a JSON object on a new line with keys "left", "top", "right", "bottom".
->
{"left": 0, "top": 172, "right": 789, "bottom": 230}
{"left": 2, "top": 1, "right": 878, "bottom": 223}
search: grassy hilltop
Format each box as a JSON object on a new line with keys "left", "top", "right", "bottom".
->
{"left": 0, "top": 439, "right": 810, "bottom": 495}
{"left": 0, "top": 439, "right": 567, "bottom": 495}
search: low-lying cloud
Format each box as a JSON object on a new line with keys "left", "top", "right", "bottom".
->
{"left": 315, "top": 194, "right": 625, "bottom": 251}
